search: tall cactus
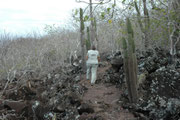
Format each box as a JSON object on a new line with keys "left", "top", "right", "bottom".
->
{"left": 94, "top": 17, "right": 99, "bottom": 50}
{"left": 86, "top": 27, "right": 91, "bottom": 50}
{"left": 122, "top": 18, "right": 138, "bottom": 103}
{"left": 126, "top": 18, "right": 135, "bottom": 53}
{"left": 80, "top": 8, "right": 86, "bottom": 71}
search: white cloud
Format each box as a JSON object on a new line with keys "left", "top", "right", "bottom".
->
{"left": 0, "top": 0, "right": 86, "bottom": 35}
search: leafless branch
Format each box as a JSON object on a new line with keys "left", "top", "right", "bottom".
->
{"left": 76, "top": 0, "right": 89, "bottom": 4}
{"left": 157, "top": 0, "right": 168, "bottom": 8}
{"left": 84, "top": 5, "right": 90, "bottom": 12}
{"left": 150, "top": 0, "right": 156, "bottom": 9}
{"left": 111, "top": 0, "right": 116, "bottom": 18}
{"left": 170, "top": 23, "right": 177, "bottom": 55}
{"left": 76, "top": 0, "right": 112, "bottom": 4}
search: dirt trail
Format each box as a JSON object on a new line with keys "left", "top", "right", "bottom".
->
{"left": 79, "top": 64, "right": 134, "bottom": 120}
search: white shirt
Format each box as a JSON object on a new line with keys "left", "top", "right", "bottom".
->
{"left": 87, "top": 50, "right": 99, "bottom": 64}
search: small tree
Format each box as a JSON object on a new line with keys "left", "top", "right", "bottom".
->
{"left": 134, "top": 0, "right": 150, "bottom": 49}
{"left": 76, "top": 0, "right": 112, "bottom": 49}
{"left": 122, "top": 18, "right": 138, "bottom": 103}
{"left": 168, "top": 0, "right": 180, "bottom": 64}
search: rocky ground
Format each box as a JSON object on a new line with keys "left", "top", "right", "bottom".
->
{"left": 104, "top": 48, "right": 180, "bottom": 120}
{"left": 0, "top": 47, "right": 180, "bottom": 120}
{"left": 0, "top": 61, "right": 134, "bottom": 120}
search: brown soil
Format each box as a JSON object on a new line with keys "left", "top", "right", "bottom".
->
{"left": 79, "top": 64, "right": 135, "bottom": 120}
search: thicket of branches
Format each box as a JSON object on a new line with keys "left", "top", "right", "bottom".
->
{"left": 0, "top": 0, "right": 179, "bottom": 82}
{"left": 0, "top": 30, "right": 79, "bottom": 82}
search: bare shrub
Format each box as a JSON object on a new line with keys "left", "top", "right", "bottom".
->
{"left": 0, "top": 30, "right": 80, "bottom": 84}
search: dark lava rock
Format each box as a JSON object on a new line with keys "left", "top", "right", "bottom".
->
{"left": 0, "top": 64, "right": 87, "bottom": 120}
{"left": 111, "top": 57, "right": 123, "bottom": 72}
{"left": 133, "top": 68, "right": 180, "bottom": 120}
{"left": 78, "top": 103, "right": 94, "bottom": 115}
{"left": 109, "top": 48, "right": 180, "bottom": 120}
{"left": 147, "top": 68, "right": 180, "bottom": 98}
{"left": 110, "top": 51, "right": 123, "bottom": 72}
{"left": 103, "top": 67, "right": 124, "bottom": 85}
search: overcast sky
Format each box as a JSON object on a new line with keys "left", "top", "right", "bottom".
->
{"left": 0, "top": 0, "right": 85, "bottom": 35}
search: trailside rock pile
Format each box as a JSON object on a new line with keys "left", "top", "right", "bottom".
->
{"left": 103, "top": 51, "right": 124, "bottom": 85}
{"left": 105, "top": 47, "right": 180, "bottom": 120}
{"left": 134, "top": 68, "right": 180, "bottom": 120}
{"left": 0, "top": 65, "right": 91, "bottom": 120}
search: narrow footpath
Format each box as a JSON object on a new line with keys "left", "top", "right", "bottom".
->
{"left": 79, "top": 63, "right": 135, "bottom": 120}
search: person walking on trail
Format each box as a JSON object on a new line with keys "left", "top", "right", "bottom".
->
{"left": 86, "top": 45, "right": 100, "bottom": 85}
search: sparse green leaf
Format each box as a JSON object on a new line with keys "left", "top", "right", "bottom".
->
{"left": 84, "top": 15, "right": 89, "bottom": 21}
{"left": 90, "top": 17, "right": 94, "bottom": 21}
{"left": 107, "top": 8, "right": 111, "bottom": 13}
{"left": 75, "top": 9, "right": 78, "bottom": 15}
{"left": 112, "top": 4, "right": 116, "bottom": 8}
{"left": 122, "top": 0, "right": 126, "bottom": 4}
{"left": 108, "top": 19, "right": 112, "bottom": 24}
{"left": 101, "top": 12, "right": 105, "bottom": 19}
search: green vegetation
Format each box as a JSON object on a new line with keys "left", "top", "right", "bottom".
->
{"left": 122, "top": 18, "right": 138, "bottom": 103}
